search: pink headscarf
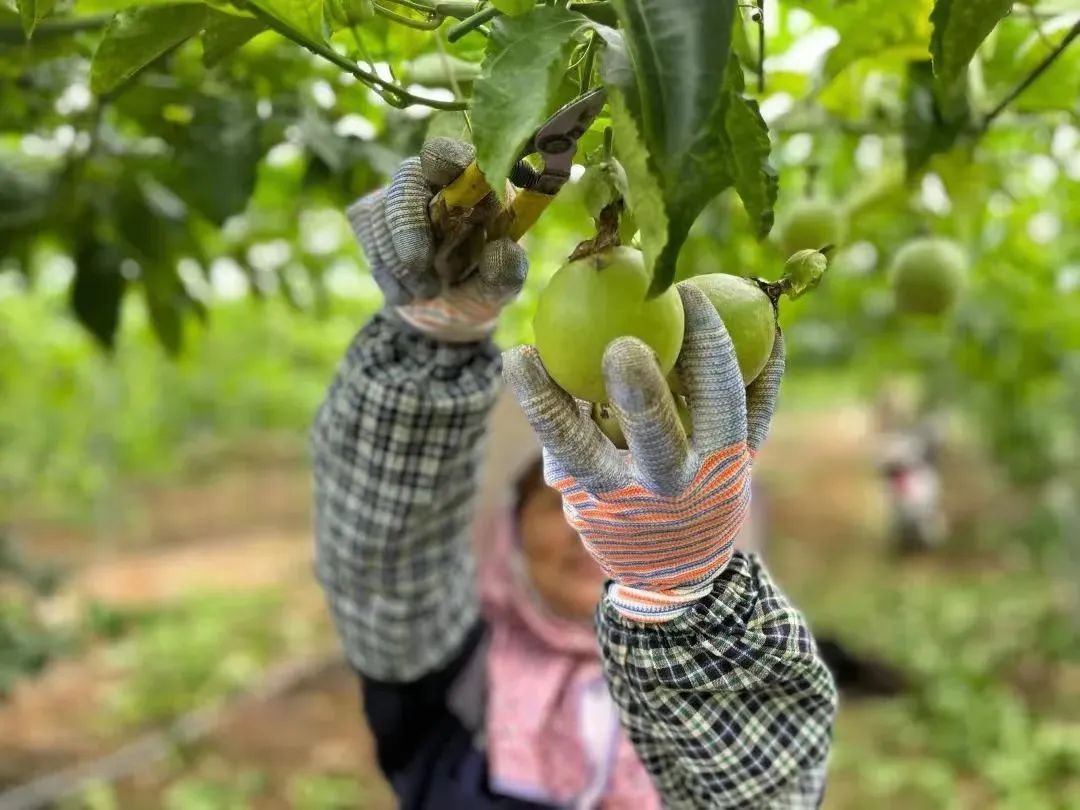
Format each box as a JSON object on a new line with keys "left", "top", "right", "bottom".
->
{"left": 478, "top": 513, "right": 661, "bottom": 809}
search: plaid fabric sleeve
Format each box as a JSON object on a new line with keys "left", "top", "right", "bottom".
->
{"left": 596, "top": 551, "right": 838, "bottom": 809}
{"left": 311, "top": 312, "right": 501, "bottom": 682}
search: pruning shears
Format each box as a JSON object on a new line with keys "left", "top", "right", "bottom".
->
{"left": 429, "top": 87, "right": 607, "bottom": 280}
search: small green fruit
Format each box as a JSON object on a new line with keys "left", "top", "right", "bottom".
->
{"left": 592, "top": 395, "right": 692, "bottom": 449}
{"left": 400, "top": 53, "right": 482, "bottom": 88}
{"left": 533, "top": 246, "right": 685, "bottom": 403}
{"left": 889, "top": 237, "right": 967, "bottom": 316}
{"left": 778, "top": 199, "right": 846, "bottom": 256}
{"left": 783, "top": 249, "right": 828, "bottom": 300}
{"left": 343, "top": 0, "right": 375, "bottom": 24}
{"left": 685, "top": 273, "right": 776, "bottom": 384}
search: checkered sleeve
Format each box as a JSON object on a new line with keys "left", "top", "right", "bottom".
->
{"left": 596, "top": 551, "right": 838, "bottom": 809}
{"left": 311, "top": 312, "right": 501, "bottom": 682}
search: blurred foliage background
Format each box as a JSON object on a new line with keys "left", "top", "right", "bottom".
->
{"left": 2, "top": 0, "right": 1079, "bottom": 808}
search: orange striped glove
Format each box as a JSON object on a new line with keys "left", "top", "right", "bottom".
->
{"left": 503, "top": 283, "right": 785, "bottom": 623}
{"left": 347, "top": 138, "right": 528, "bottom": 343}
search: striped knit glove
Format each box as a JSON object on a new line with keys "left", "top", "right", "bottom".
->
{"left": 504, "top": 283, "right": 785, "bottom": 623}
{"left": 347, "top": 138, "right": 528, "bottom": 343}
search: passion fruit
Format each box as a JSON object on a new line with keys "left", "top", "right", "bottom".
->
{"left": 533, "top": 246, "right": 685, "bottom": 403}
{"left": 684, "top": 273, "right": 776, "bottom": 385}
{"left": 777, "top": 198, "right": 846, "bottom": 256}
{"left": 889, "top": 237, "right": 967, "bottom": 316}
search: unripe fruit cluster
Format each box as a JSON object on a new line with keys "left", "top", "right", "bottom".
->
{"left": 533, "top": 246, "right": 783, "bottom": 448}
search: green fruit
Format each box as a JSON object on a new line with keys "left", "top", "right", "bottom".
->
{"left": 400, "top": 54, "right": 482, "bottom": 89}
{"left": 783, "top": 249, "right": 828, "bottom": 300}
{"left": 533, "top": 246, "right": 685, "bottom": 403}
{"left": 592, "top": 395, "right": 692, "bottom": 449}
{"left": 685, "top": 273, "right": 776, "bottom": 384}
{"left": 889, "top": 237, "right": 967, "bottom": 316}
{"left": 343, "top": 0, "right": 375, "bottom": 24}
{"left": 778, "top": 199, "right": 846, "bottom": 256}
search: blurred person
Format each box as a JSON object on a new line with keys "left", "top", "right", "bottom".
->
{"left": 874, "top": 384, "right": 948, "bottom": 554}
{"left": 311, "top": 139, "right": 837, "bottom": 809}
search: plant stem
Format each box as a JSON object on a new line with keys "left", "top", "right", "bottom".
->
{"left": 373, "top": 2, "right": 443, "bottom": 29}
{"left": 981, "top": 19, "right": 1080, "bottom": 133}
{"left": 756, "top": 0, "right": 765, "bottom": 94}
{"left": 436, "top": 1, "right": 482, "bottom": 18}
{"left": 566, "top": 2, "right": 617, "bottom": 27}
{"left": 580, "top": 29, "right": 598, "bottom": 92}
{"left": 0, "top": 13, "right": 112, "bottom": 42}
{"left": 447, "top": 5, "right": 500, "bottom": 42}
{"left": 382, "top": 0, "right": 439, "bottom": 12}
{"left": 245, "top": 5, "right": 468, "bottom": 110}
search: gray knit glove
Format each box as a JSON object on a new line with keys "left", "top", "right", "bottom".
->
{"left": 503, "top": 282, "right": 785, "bottom": 622}
{"left": 347, "top": 138, "right": 528, "bottom": 343}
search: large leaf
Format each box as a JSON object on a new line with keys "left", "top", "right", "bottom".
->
{"left": 16, "top": 0, "right": 54, "bottom": 38}
{"left": 491, "top": 0, "right": 535, "bottom": 16}
{"left": 603, "top": 0, "right": 738, "bottom": 295}
{"left": 724, "top": 92, "right": 776, "bottom": 239}
{"left": 607, "top": 88, "right": 667, "bottom": 282}
{"left": 90, "top": 4, "right": 208, "bottom": 94}
{"left": 930, "top": 0, "right": 1013, "bottom": 84}
{"left": 471, "top": 5, "right": 588, "bottom": 199}
{"left": 903, "top": 59, "right": 973, "bottom": 177}
{"left": 71, "top": 241, "right": 126, "bottom": 350}
{"left": 170, "top": 95, "right": 261, "bottom": 224}
{"left": 245, "top": 0, "right": 325, "bottom": 45}
{"left": 202, "top": 11, "right": 266, "bottom": 67}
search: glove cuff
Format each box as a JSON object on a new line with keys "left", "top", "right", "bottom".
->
{"left": 394, "top": 299, "right": 499, "bottom": 344}
{"left": 604, "top": 558, "right": 733, "bottom": 624}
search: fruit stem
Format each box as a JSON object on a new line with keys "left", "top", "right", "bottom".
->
{"left": 755, "top": 278, "right": 788, "bottom": 309}
{"left": 569, "top": 200, "right": 623, "bottom": 261}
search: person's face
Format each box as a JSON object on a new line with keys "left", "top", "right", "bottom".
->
{"left": 517, "top": 482, "right": 606, "bottom": 622}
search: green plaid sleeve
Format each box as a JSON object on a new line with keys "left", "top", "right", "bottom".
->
{"left": 596, "top": 551, "right": 838, "bottom": 809}
{"left": 311, "top": 312, "right": 501, "bottom": 682}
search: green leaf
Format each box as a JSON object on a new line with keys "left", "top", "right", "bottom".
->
{"left": 71, "top": 241, "right": 126, "bottom": 350}
{"left": 90, "top": 4, "right": 209, "bottom": 95}
{"left": 245, "top": 0, "right": 325, "bottom": 45}
{"left": 471, "top": 5, "right": 588, "bottom": 199}
{"left": 490, "top": 0, "right": 534, "bottom": 16}
{"left": 607, "top": 88, "right": 667, "bottom": 281}
{"left": 903, "top": 59, "right": 973, "bottom": 177}
{"left": 724, "top": 91, "right": 776, "bottom": 239}
{"left": 143, "top": 275, "right": 185, "bottom": 354}
{"left": 170, "top": 96, "right": 261, "bottom": 224}
{"left": 16, "top": 0, "right": 54, "bottom": 38}
{"left": 202, "top": 11, "right": 265, "bottom": 67}
{"left": 603, "top": 0, "right": 738, "bottom": 295}
{"left": 930, "top": 0, "right": 1013, "bottom": 84}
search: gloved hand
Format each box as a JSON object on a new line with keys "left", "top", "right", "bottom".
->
{"left": 347, "top": 137, "right": 528, "bottom": 343}
{"left": 503, "top": 283, "right": 784, "bottom": 623}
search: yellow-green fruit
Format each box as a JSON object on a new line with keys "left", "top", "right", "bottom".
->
{"left": 889, "top": 237, "right": 967, "bottom": 316}
{"left": 592, "top": 396, "right": 693, "bottom": 449}
{"left": 685, "top": 273, "right": 776, "bottom": 384}
{"left": 533, "top": 246, "right": 685, "bottom": 403}
{"left": 778, "top": 199, "right": 846, "bottom": 256}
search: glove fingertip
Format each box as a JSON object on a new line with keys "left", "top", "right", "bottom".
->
{"left": 479, "top": 238, "right": 528, "bottom": 299}
{"left": 502, "top": 344, "right": 543, "bottom": 395}
{"left": 602, "top": 337, "right": 667, "bottom": 412}
{"left": 420, "top": 138, "right": 476, "bottom": 186}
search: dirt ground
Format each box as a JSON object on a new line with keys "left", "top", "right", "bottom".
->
{"left": 1, "top": 398, "right": 1003, "bottom": 808}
